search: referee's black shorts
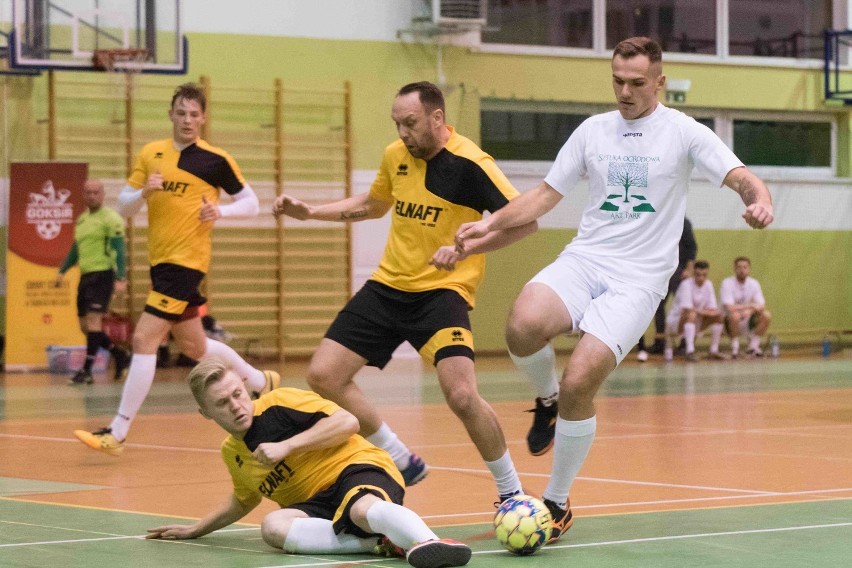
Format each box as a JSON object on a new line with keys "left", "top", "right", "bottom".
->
{"left": 76, "top": 270, "right": 115, "bottom": 317}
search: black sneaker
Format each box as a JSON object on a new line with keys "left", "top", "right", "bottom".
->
{"left": 68, "top": 369, "right": 93, "bottom": 385}
{"left": 112, "top": 348, "right": 131, "bottom": 382}
{"left": 400, "top": 453, "right": 429, "bottom": 486}
{"left": 646, "top": 339, "right": 665, "bottom": 354}
{"left": 526, "top": 398, "right": 558, "bottom": 456}
{"left": 543, "top": 497, "right": 573, "bottom": 544}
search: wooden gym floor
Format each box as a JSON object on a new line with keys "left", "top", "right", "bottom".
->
{"left": 1, "top": 353, "right": 850, "bottom": 567}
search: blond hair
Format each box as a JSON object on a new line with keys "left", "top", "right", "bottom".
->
{"left": 187, "top": 357, "right": 230, "bottom": 407}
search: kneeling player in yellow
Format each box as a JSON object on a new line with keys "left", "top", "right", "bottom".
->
{"left": 146, "top": 357, "right": 471, "bottom": 568}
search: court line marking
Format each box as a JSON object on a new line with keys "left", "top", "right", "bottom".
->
{"left": 0, "top": 522, "right": 251, "bottom": 549}
{"left": 424, "top": 465, "right": 779, "bottom": 495}
{"left": 419, "top": 489, "right": 852, "bottom": 520}
{"left": 247, "top": 521, "right": 852, "bottom": 567}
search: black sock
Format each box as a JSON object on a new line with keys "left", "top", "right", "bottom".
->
{"left": 84, "top": 332, "right": 103, "bottom": 372}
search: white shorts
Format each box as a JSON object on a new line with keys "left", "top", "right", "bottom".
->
{"left": 529, "top": 253, "right": 664, "bottom": 365}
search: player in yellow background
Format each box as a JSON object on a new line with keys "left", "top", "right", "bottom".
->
{"left": 146, "top": 357, "right": 471, "bottom": 568}
{"left": 74, "top": 84, "right": 279, "bottom": 456}
{"left": 273, "top": 81, "right": 536, "bottom": 503}
{"left": 56, "top": 178, "right": 131, "bottom": 385}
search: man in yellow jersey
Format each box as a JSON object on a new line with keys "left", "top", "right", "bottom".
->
{"left": 74, "top": 83, "right": 279, "bottom": 456}
{"left": 146, "top": 358, "right": 471, "bottom": 568}
{"left": 56, "top": 179, "right": 131, "bottom": 384}
{"left": 273, "top": 82, "right": 536, "bottom": 502}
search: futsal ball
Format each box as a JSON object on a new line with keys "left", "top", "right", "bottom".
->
{"left": 493, "top": 495, "right": 552, "bottom": 555}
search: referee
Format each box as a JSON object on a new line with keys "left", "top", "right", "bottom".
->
{"left": 56, "top": 179, "right": 130, "bottom": 384}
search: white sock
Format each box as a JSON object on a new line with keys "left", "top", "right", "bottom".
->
{"left": 365, "top": 423, "right": 412, "bottom": 470}
{"left": 365, "top": 500, "right": 437, "bottom": 550}
{"left": 750, "top": 335, "right": 762, "bottom": 351}
{"left": 204, "top": 338, "right": 266, "bottom": 391}
{"left": 543, "top": 416, "right": 596, "bottom": 509}
{"left": 509, "top": 344, "right": 560, "bottom": 401}
{"left": 109, "top": 353, "right": 157, "bottom": 441}
{"left": 485, "top": 450, "right": 523, "bottom": 497}
{"left": 683, "top": 322, "right": 696, "bottom": 353}
{"left": 710, "top": 323, "right": 723, "bottom": 353}
{"left": 282, "top": 517, "right": 374, "bottom": 554}
{"left": 731, "top": 337, "right": 740, "bottom": 355}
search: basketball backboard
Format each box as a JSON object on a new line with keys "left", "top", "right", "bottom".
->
{"left": 7, "top": 0, "right": 186, "bottom": 74}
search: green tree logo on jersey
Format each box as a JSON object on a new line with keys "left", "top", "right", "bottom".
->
{"left": 601, "top": 162, "right": 656, "bottom": 213}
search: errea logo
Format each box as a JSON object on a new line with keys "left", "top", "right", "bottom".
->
{"left": 451, "top": 329, "right": 465, "bottom": 342}
{"left": 622, "top": 132, "right": 642, "bottom": 137}
{"left": 396, "top": 164, "right": 409, "bottom": 176}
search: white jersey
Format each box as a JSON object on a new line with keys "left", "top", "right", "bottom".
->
{"left": 544, "top": 104, "right": 743, "bottom": 295}
{"left": 719, "top": 276, "right": 765, "bottom": 311}
{"left": 667, "top": 278, "right": 718, "bottom": 324}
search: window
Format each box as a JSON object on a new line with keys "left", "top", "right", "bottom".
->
{"left": 605, "top": 0, "right": 716, "bottom": 54}
{"left": 733, "top": 120, "right": 831, "bottom": 167}
{"left": 481, "top": 109, "right": 591, "bottom": 160}
{"left": 483, "top": 0, "right": 836, "bottom": 62}
{"left": 483, "top": 0, "right": 593, "bottom": 48}
{"left": 728, "top": 0, "right": 830, "bottom": 59}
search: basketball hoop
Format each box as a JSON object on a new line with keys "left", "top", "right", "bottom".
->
{"left": 92, "top": 48, "right": 149, "bottom": 73}
{"left": 92, "top": 48, "right": 148, "bottom": 103}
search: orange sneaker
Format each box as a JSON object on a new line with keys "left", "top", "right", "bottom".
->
{"left": 73, "top": 427, "right": 124, "bottom": 456}
{"left": 251, "top": 370, "right": 281, "bottom": 399}
{"left": 543, "top": 497, "right": 573, "bottom": 544}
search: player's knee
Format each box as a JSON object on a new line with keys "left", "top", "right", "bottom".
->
{"left": 762, "top": 310, "right": 772, "bottom": 323}
{"left": 306, "top": 364, "right": 342, "bottom": 396}
{"left": 443, "top": 384, "right": 480, "bottom": 419}
{"left": 260, "top": 515, "right": 288, "bottom": 549}
{"left": 506, "top": 310, "right": 549, "bottom": 353}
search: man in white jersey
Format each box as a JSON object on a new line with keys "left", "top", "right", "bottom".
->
{"left": 455, "top": 37, "right": 773, "bottom": 543}
{"left": 664, "top": 260, "right": 726, "bottom": 362}
{"left": 720, "top": 256, "right": 772, "bottom": 357}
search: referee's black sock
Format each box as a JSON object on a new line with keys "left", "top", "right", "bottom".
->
{"left": 84, "top": 332, "right": 104, "bottom": 372}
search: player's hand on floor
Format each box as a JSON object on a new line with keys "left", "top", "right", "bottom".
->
{"left": 146, "top": 524, "right": 198, "bottom": 540}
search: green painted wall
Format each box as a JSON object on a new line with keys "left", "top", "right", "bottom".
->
{"left": 471, "top": 229, "right": 851, "bottom": 352}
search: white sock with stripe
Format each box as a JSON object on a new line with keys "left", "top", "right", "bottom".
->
{"left": 110, "top": 353, "right": 157, "bottom": 440}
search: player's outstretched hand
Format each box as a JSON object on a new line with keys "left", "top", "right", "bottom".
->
{"left": 273, "top": 194, "right": 312, "bottom": 220}
{"left": 429, "top": 245, "right": 466, "bottom": 271}
{"left": 742, "top": 202, "right": 774, "bottom": 229}
{"left": 146, "top": 524, "right": 198, "bottom": 540}
{"left": 454, "top": 220, "right": 490, "bottom": 254}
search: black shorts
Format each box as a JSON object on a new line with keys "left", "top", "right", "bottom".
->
{"left": 77, "top": 270, "right": 115, "bottom": 317}
{"left": 326, "top": 280, "right": 474, "bottom": 369}
{"left": 144, "top": 263, "right": 207, "bottom": 321}
{"left": 287, "top": 463, "right": 404, "bottom": 537}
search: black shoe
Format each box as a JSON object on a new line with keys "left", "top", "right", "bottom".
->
{"left": 543, "top": 497, "right": 574, "bottom": 544}
{"left": 646, "top": 339, "right": 665, "bottom": 354}
{"left": 112, "top": 348, "right": 131, "bottom": 382}
{"left": 156, "top": 345, "right": 171, "bottom": 368}
{"left": 526, "top": 398, "right": 557, "bottom": 456}
{"left": 174, "top": 353, "right": 198, "bottom": 367}
{"left": 494, "top": 488, "right": 525, "bottom": 508}
{"left": 68, "top": 369, "right": 93, "bottom": 385}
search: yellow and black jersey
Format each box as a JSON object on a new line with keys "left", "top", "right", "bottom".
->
{"left": 127, "top": 138, "right": 245, "bottom": 273}
{"left": 221, "top": 388, "right": 402, "bottom": 508}
{"left": 369, "top": 126, "right": 519, "bottom": 308}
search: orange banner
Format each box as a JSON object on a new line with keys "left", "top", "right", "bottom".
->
{"left": 6, "top": 162, "right": 88, "bottom": 369}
